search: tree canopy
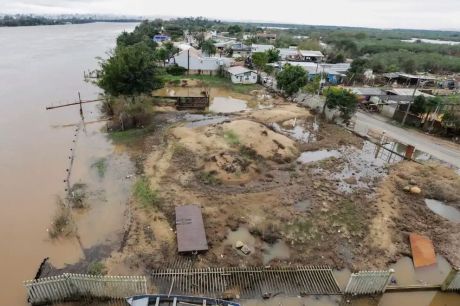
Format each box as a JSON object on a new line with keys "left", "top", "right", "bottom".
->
{"left": 276, "top": 64, "right": 308, "bottom": 96}
{"left": 97, "top": 42, "right": 163, "bottom": 98}
{"left": 323, "top": 87, "right": 358, "bottom": 122}
{"left": 201, "top": 40, "right": 217, "bottom": 56}
{"left": 252, "top": 52, "right": 269, "bottom": 72}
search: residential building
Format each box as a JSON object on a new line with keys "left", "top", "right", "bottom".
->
{"left": 256, "top": 32, "right": 277, "bottom": 42}
{"left": 226, "top": 66, "right": 258, "bottom": 84}
{"left": 278, "top": 47, "right": 300, "bottom": 61}
{"left": 282, "top": 62, "right": 350, "bottom": 84}
{"left": 231, "top": 42, "right": 252, "bottom": 57}
{"left": 251, "top": 44, "right": 275, "bottom": 53}
{"left": 299, "top": 50, "right": 324, "bottom": 63}
{"left": 173, "top": 47, "right": 233, "bottom": 75}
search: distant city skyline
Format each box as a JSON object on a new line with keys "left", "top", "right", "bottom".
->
{"left": 1, "top": 0, "right": 459, "bottom": 31}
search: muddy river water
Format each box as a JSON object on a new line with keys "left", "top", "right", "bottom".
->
{"left": 0, "top": 22, "right": 137, "bottom": 305}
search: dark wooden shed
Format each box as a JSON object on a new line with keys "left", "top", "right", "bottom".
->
{"left": 175, "top": 205, "right": 208, "bottom": 253}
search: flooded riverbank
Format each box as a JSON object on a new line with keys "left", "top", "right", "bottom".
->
{"left": 0, "top": 22, "right": 137, "bottom": 305}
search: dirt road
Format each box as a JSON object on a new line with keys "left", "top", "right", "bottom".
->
{"left": 354, "top": 111, "right": 460, "bottom": 168}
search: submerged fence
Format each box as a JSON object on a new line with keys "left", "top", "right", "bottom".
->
{"left": 442, "top": 269, "right": 460, "bottom": 291}
{"left": 345, "top": 270, "right": 394, "bottom": 295}
{"left": 24, "top": 273, "right": 147, "bottom": 305}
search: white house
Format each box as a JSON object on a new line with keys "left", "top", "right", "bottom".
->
{"left": 251, "top": 44, "right": 275, "bottom": 53}
{"left": 226, "top": 66, "right": 258, "bottom": 84}
{"left": 173, "top": 47, "right": 233, "bottom": 75}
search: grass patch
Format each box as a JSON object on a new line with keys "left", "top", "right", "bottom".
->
{"left": 87, "top": 261, "right": 107, "bottom": 275}
{"left": 223, "top": 130, "right": 240, "bottom": 146}
{"left": 67, "top": 183, "right": 88, "bottom": 209}
{"left": 162, "top": 74, "right": 263, "bottom": 95}
{"left": 49, "top": 197, "right": 76, "bottom": 239}
{"left": 109, "top": 124, "right": 155, "bottom": 145}
{"left": 133, "top": 177, "right": 160, "bottom": 208}
{"left": 197, "top": 171, "right": 221, "bottom": 186}
{"left": 330, "top": 200, "right": 366, "bottom": 234}
{"left": 91, "top": 158, "right": 107, "bottom": 178}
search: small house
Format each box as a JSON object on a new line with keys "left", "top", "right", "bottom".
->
{"left": 173, "top": 47, "right": 233, "bottom": 75}
{"left": 251, "top": 44, "right": 275, "bottom": 54}
{"left": 231, "top": 43, "right": 252, "bottom": 57}
{"left": 299, "top": 50, "right": 324, "bottom": 63}
{"left": 226, "top": 66, "right": 258, "bottom": 84}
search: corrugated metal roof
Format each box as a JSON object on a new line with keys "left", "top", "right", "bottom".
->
{"left": 299, "top": 50, "right": 324, "bottom": 57}
{"left": 227, "top": 66, "right": 255, "bottom": 75}
{"left": 176, "top": 205, "right": 208, "bottom": 253}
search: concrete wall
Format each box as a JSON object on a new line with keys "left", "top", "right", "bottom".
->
{"left": 381, "top": 104, "right": 397, "bottom": 118}
{"left": 230, "top": 72, "right": 257, "bottom": 84}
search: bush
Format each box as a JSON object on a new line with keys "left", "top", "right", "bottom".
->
{"left": 133, "top": 177, "right": 160, "bottom": 208}
{"left": 166, "top": 64, "right": 186, "bottom": 76}
{"left": 87, "top": 261, "right": 107, "bottom": 275}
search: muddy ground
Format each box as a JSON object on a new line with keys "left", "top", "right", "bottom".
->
{"left": 98, "top": 85, "right": 460, "bottom": 276}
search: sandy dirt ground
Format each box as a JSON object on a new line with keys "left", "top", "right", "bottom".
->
{"left": 99, "top": 88, "right": 460, "bottom": 275}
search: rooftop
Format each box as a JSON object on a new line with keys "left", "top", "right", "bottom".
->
{"left": 227, "top": 66, "right": 255, "bottom": 75}
{"left": 299, "top": 50, "right": 324, "bottom": 57}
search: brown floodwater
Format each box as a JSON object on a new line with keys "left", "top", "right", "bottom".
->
{"left": 0, "top": 22, "right": 137, "bottom": 305}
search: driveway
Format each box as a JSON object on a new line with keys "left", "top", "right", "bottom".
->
{"left": 354, "top": 111, "right": 460, "bottom": 168}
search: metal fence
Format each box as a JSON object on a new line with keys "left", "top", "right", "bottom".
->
{"left": 442, "top": 269, "right": 460, "bottom": 291}
{"left": 345, "top": 270, "right": 394, "bottom": 295}
{"left": 151, "top": 266, "right": 341, "bottom": 299}
{"left": 24, "top": 273, "right": 147, "bottom": 305}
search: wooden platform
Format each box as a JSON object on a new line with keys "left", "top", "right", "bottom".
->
{"left": 175, "top": 205, "right": 208, "bottom": 253}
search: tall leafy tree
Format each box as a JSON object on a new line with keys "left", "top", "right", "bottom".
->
{"left": 201, "top": 40, "right": 217, "bottom": 56}
{"left": 323, "top": 87, "right": 358, "bottom": 123}
{"left": 276, "top": 64, "right": 308, "bottom": 96}
{"left": 97, "top": 42, "right": 163, "bottom": 99}
{"left": 252, "top": 52, "right": 269, "bottom": 73}
{"left": 266, "top": 48, "right": 280, "bottom": 63}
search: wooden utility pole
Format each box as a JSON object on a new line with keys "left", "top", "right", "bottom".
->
{"left": 401, "top": 78, "right": 421, "bottom": 126}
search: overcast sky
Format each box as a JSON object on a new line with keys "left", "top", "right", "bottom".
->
{"left": 1, "top": 0, "right": 460, "bottom": 30}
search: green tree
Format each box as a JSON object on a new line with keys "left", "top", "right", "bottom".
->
{"left": 201, "top": 39, "right": 217, "bottom": 56}
{"left": 252, "top": 52, "right": 268, "bottom": 73}
{"left": 266, "top": 48, "right": 280, "bottom": 63}
{"left": 347, "top": 58, "right": 369, "bottom": 83}
{"left": 276, "top": 64, "right": 308, "bottom": 96}
{"left": 227, "top": 25, "right": 243, "bottom": 35}
{"left": 323, "top": 87, "right": 358, "bottom": 123}
{"left": 303, "top": 76, "right": 321, "bottom": 94}
{"left": 97, "top": 42, "right": 163, "bottom": 99}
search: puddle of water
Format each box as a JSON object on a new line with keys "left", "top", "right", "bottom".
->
{"left": 271, "top": 122, "right": 316, "bottom": 143}
{"left": 209, "top": 96, "right": 248, "bottom": 113}
{"left": 294, "top": 199, "right": 311, "bottom": 212}
{"left": 183, "top": 113, "right": 230, "bottom": 128}
{"left": 425, "top": 199, "right": 460, "bottom": 223}
{"left": 377, "top": 291, "right": 460, "bottom": 306}
{"left": 333, "top": 269, "right": 351, "bottom": 291}
{"left": 297, "top": 150, "right": 341, "bottom": 164}
{"left": 70, "top": 123, "right": 136, "bottom": 248}
{"left": 262, "top": 240, "right": 290, "bottom": 264}
{"left": 390, "top": 256, "right": 452, "bottom": 286}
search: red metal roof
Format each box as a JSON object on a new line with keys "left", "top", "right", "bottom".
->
{"left": 409, "top": 233, "right": 437, "bottom": 268}
{"left": 175, "top": 205, "right": 208, "bottom": 253}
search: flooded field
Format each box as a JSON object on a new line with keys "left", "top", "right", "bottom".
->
{"left": 0, "top": 22, "right": 137, "bottom": 305}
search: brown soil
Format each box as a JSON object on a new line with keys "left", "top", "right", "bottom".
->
{"left": 104, "top": 94, "right": 460, "bottom": 275}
